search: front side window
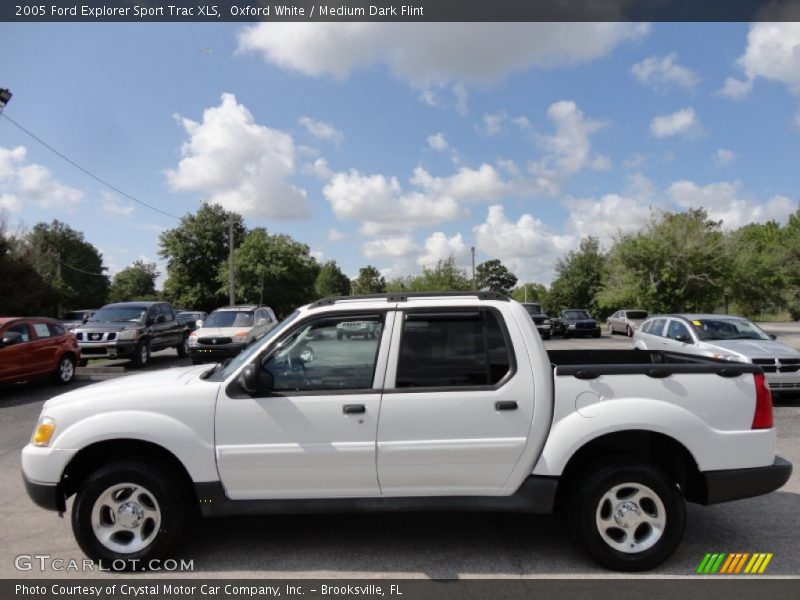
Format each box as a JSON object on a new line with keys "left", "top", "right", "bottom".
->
{"left": 396, "top": 309, "right": 512, "bottom": 389}
{"left": 32, "top": 323, "right": 53, "bottom": 338}
{"left": 667, "top": 320, "right": 691, "bottom": 341}
{"left": 5, "top": 323, "right": 31, "bottom": 343}
{"left": 260, "top": 315, "right": 384, "bottom": 392}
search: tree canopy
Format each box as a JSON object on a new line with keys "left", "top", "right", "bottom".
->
{"left": 476, "top": 259, "right": 518, "bottom": 294}
{"left": 109, "top": 260, "right": 160, "bottom": 302}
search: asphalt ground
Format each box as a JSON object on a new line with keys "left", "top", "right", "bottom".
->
{"left": 1, "top": 328, "right": 799, "bottom": 579}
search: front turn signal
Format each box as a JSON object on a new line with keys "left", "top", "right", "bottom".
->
{"left": 31, "top": 417, "right": 57, "bottom": 447}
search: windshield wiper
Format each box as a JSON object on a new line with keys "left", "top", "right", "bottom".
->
{"left": 200, "top": 358, "right": 232, "bottom": 380}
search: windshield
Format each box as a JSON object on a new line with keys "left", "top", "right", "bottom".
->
{"left": 625, "top": 311, "right": 648, "bottom": 319}
{"left": 691, "top": 318, "right": 771, "bottom": 341}
{"left": 89, "top": 307, "right": 147, "bottom": 322}
{"left": 203, "top": 310, "right": 254, "bottom": 328}
{"left": 524, "top": 304, "right": 544, "bottom": 315}
{"left": 564, "top": 310, "right": 591, "bottom": 320}
{"left": 204, "top": 310, "right": 301, "bottom": 382}
{"left": 63, "top": 311, "right": 89, "bottom": 320}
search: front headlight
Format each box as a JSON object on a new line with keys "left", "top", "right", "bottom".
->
{"left": 711, "top": 353, "right": 744, "bottom": 362}
{"left": 31, "top": 416, "right": 57, "bottom": 447}
{"left": 232, "top": 331, "right": 249, "bottom": 343}
{"left": 187, "top": 333, "right": 198, "bottom": 346}
{"left": 117, "top": 329, "right": 140, "bottom": 341}
{"left": 542, "top": 319, "right": 551, "bottom": 325}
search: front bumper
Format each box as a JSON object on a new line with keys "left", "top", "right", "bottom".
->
{"left": 189, "top": 342, "right": 246, "bottom": 360}
{"left": 22, "top": 473, "right": 65, "bottom": 512}
{"left": 77, "top": 340, "right": 137, "bottom": 359}
{"left": 701, "top": 456, "right": 792, "bottom": 504}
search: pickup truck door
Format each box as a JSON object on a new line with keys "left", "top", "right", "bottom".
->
{"left": 376, "top": 307, "right": 536, "bottom": 496}
{"left": 214, "top": 312, "right": 395, "bottom": 499}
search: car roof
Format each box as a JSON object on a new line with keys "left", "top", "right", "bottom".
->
{"left": 0, "top": 316, "right": 61, "bottom": 325}
{"left": 214, "top": 305, "right": 263, "bottom": 311}
{"left": 669, "top": 313, "right": 749, "bottom": 321}
{"left": 101, "top": 301, "right": 161, "bottom": 308}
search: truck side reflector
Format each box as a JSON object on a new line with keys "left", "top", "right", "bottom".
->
{"left": 752, "top": 373, "right": 774, "bottom": 430}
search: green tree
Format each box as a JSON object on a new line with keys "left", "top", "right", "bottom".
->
{"left": 476, "top": 259, "right": 518, "bottom": 294}
{"left": 600, "top": 209, "right": 729, "bottom": 313}
{"left": 315, "top": 261, "right": 351, "bottom": 298}
{"left": 159, "top": 203, "right": 246, "bottom": 312}
{"left": 353, "top": 265, "right": 386, "bottom": 294}
{"left": 547, "top": 237, "right": 606, "bottom": 314}
{"left": 511, "top": 282, "right": 548, "bottom": 304}
{"left": 0, "top": 216, "right": 57, "bottom": 315}
{"left": 387, "top": 257, "right": 471, "bottom": 292}
{"left": 109, "top": 260, "right": 160, "bottom": 302}
{"left": 217, "top": 228, "right": 319, "bottom": 317}
{"left": 28, "top": 220, "right": 109, "bottom": 315}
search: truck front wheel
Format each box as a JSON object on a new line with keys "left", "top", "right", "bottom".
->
{"left": 567, "top": 459, "right": 685, "bottom": 571}
{"left": 71, "top": 460, "right": 191, "bottom": 570}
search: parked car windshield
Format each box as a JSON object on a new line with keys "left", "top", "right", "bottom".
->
{"left": 204, "top": 310, "right": 254, "bottom": 328}
{"left": 690, "top": 318, "right": 771, "bottom": 341}
{"left": 89, "top": 306, "right": 147, "bottom": 322}
{"left": 63, "top": 311, "right": 89, "bottom": 320}
{"left": 625, "top": 311, "right": 648, "bottom": 319}
{"left": 205, "top": 310, "right": 300, "bottom": 382}
{"left": 563, "top": 310, "right": 591, "bottom": 320}
{"left": 524, "top": 304, "right": 544, "bottom": 315}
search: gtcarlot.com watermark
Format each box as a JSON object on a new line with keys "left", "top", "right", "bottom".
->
{"left": 15, "top": 554, "right": 194, "bottom": 572}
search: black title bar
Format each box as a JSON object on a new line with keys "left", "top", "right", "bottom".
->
{"left": 3, "top": 0, "right": 800, "bottom": 22}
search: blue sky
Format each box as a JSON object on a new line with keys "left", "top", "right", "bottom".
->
{"left": 1, "top": 22, "right": 799, "bottom": 286}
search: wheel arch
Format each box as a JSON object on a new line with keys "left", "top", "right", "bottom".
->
{"left": 554, "top": 430, "right": 706, "bottom": 509}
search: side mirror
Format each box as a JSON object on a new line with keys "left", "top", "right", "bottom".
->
{"left": 239, "top": 364, "right": 260, "bottom": 394}
{"left": 82, "top": 315, "right": 89, "bottom": 323}
{"left": 769, "top": 334, "right": 777, "bottom": 340}
{"left": 257, "top": 318, "right": 267, "bottom": 326}
{"left": 1, "top": 331, "right": 22, "bottom": 348}
{"left": 156, "top": 314, "right": 166, "bottom": 324}
{"left": 196, "top": 319, "right": 204, "bottom": 329}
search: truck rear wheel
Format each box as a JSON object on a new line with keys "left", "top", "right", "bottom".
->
{"left": 567, "top": 458, "right": 685, "bottom": 571}
{"left": 71, "top": 460, "right": 191, "bottom": 570}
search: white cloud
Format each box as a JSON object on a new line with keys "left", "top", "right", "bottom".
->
{"left": 166, "top": 93, "right": 308, "bottom": 220}
{"left": 720, "top": 76, "right": 753, "bottom": 99}
{"left": 1, "top": 145, "right": 84, "bottom": 211}
{"left": 650, "top": 107, "right": 700, "bottom": 138}
{"left": 721, "top": 21, "right": 800, "bottom": 98}
{"left": 302, "top": 157, "right": 334, "bottom": 179}
{"left": 563, "top": 193, "right": 653, "bottom": 246}
{"left": 323, "top": 163, "right": 510, "bottom": 234}
{"left": 713, "top": 148, "right": 736, "bottom": 167}
{"left": 101, "top": 194, "right": 134, "bottom": 217}
{"left": 328, "top": 228, "right": 347, "bottom": 242}
{"left": 631, "top": 53, "right": 700, "bottom": 90}
{"left": 531, "top": 100, "right": 611, "bottom": 180}
{"left": 418, "top": 232, "right": 467, "bottom": 266}
{"left": 427, "top": 132, "right": 449, "bottom": 152}
{"left": 238, "top": 23, "right": 648, "bottom": 89}
{"left": 362, "top": 235, "right": 421, "bottom": 259}
{"left": 473, "top": 204, "right": 574, "bottom": 283}
{"left": 476, "top": 111, "right": 507, "bottom": 137}
{"left": 0, "top": 193, "right": 21, "bottom": 213}
{"left": 298, "top": 116, "right": 343, "bottom": 145}
{"left": 667, "top": 180, "right": 796, "bottom": 229}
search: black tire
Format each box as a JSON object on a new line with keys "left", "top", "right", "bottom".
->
{"left": 336, "top": 331, "right": 343, "bottom": 340}
{"left": 542, "top": 330, "right": 551, "bottom": 341}
{"left": 130, "top": 339, "right": 150, "bottom": 368}
{"left": 71, "top": 460, "right": 191, "bottom": 570}
{"left": 54, "top": 354, "right": 76, "bottom": 385}
{"left": 626, "top": 325, "right": 633, "bottom": 337}
{"left": 78, "top": 358, "right": 89, "bottom": 367}
{"left": 176, "top": 334, "right": 189, "bottom": 358}
{"left": 567, "top": 458, "right": 685, "bottom": 572}
{"left": 593, "top": 330, "right": 601, "bottom": 338}
{"left": 191, "top": 358, "right": 203, "bottom": 365}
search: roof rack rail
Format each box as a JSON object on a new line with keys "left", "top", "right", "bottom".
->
{"left": 308, "top": 291, "right": 510, "bottom": 309}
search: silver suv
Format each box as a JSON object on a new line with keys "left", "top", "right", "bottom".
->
{"left": 188, "top": 305, "right": 277, "bottom": 364}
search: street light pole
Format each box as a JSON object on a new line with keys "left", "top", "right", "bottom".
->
{"left": 470, "top": 246, "right": 476, "bottom": 291}
{"left": 228, "top": 216, "right": 235, "bottom": 305}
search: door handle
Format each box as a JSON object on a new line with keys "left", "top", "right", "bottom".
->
{"left": 343, "top": 404, "right": 366, "bottom": 414}
{"left": 495, "top": 401, "right": 518, "bottom": 411}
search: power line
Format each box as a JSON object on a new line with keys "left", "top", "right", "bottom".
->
{"left": 59, "top": 260, "right": 108, "bottom": 277}
{"left": 0, "top": 112, "right": 181, "bottom": 221}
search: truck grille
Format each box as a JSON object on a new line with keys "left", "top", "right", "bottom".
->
{"left": 198, "top": 337, "right": 232, "bottom": 345}
{"left": 80, "top": 332, "right": 117, "bottom": 342}
{"left": 752, "top": 358, "right": 800, "bottom": 373}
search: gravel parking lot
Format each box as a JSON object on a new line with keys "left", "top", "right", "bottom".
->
{"left": 2, "top": 329, "right": 799, "bottom": 579}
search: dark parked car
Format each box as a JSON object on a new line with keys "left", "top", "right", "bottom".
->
{"left": 551, "top": 309, "right": 602, "bottom": 338}
{"left": 176, "top": 310, "right": 207, "bottom": 332}
{"left": 74, "top": 301, "right": 188, "bottom": 367}
{"left": 0, "top": 317, "right": 80, "bottom": 385}
{"left": 521, "top": 303, "right": 551, "bottom": 340}
{"left": 60, "top": 309, "right": 96, "bottom": 331}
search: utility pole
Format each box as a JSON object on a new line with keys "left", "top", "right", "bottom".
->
{"left": 470, "top": 246, "right": 476, "bottom": 291}
{"left": 56, "top": 251, "right": 63, "bottom": 318}
{"left": 524, "top": 285, "right": 528, "bottom": 303}
{"left": 228, "top": 217, "right": 235, "bottom": 305}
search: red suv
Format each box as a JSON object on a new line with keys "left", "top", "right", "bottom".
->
{"left": 0, "top": 317, "right": 81, "bottom": 386}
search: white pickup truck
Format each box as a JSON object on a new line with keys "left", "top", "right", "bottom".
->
{"left": 22, "top": 293, "right": 792, "bottom": 571}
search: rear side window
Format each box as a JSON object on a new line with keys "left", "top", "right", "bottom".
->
{"left": 650, "top": 318, "right": 667, "bottom": 337}
{"left": 396, "top": 309, "right": 513, "bottom": 389}
{"left": 640, "top": 320, "right": 653, "bottom": 334}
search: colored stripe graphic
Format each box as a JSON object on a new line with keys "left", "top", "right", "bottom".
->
{"left": 697, "top": 552, "right": 772, "bottom": 574}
